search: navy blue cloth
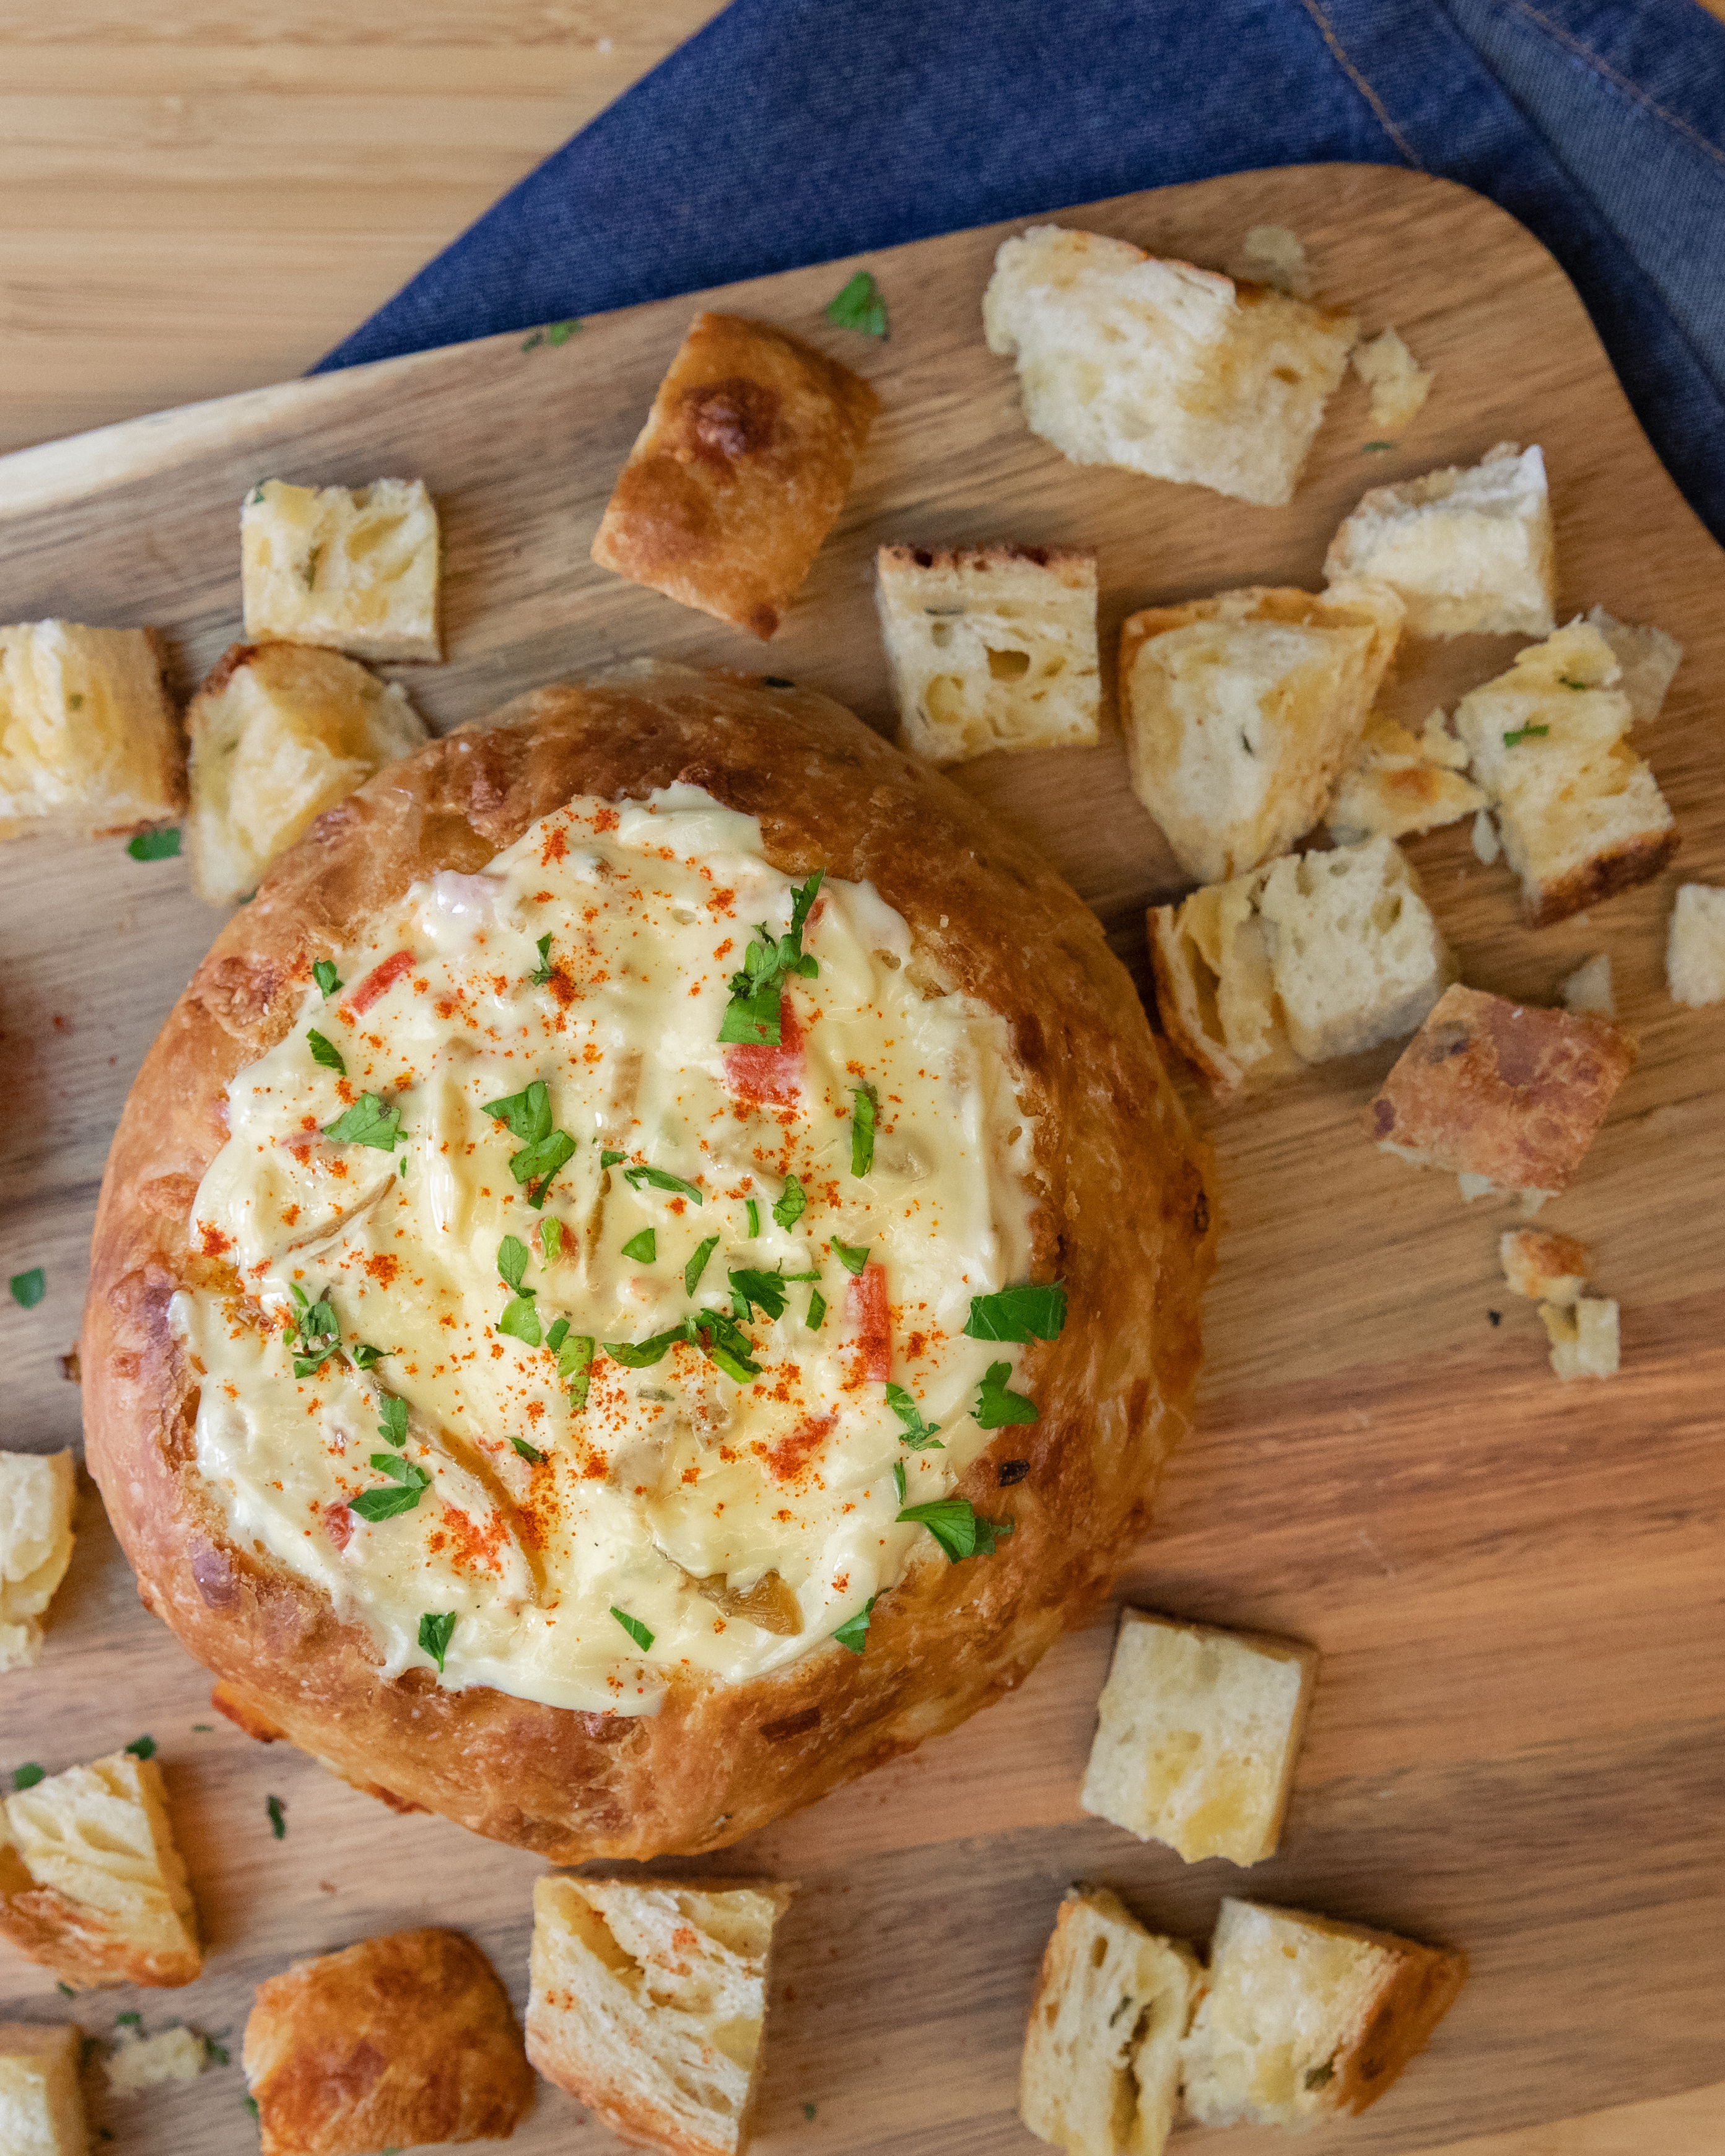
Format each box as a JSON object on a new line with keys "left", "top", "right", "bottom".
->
{"left": 317, "top": 0, "right": 1725, "bottom": 543}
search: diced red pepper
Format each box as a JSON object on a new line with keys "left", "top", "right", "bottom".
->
{"left": 347, "top": 949, "right": 414, "bottom": 1015}
{"left": 723, "top": 995, "right": 803, "bottom": 1106}
{"left": 847, "top": 1261, "right": 891, "bottom": 1383}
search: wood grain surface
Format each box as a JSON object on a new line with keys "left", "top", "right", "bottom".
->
{"left": 2, "top": 161, "right": 1724, "bottom": 2156}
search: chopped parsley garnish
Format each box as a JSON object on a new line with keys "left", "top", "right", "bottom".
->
{"left": 124, "top": 1735, "right": 156, "bottom": 1760}
{"left": 287, "top": 1283, "right": 341, "bottom": 1376}
{"left": 896, "top": 1498, "right": 1015, "bottom": 1562}
{"left": 304, "top": 544, "right": 323, "bottom": 590}
{"left": 418, "top": 1612, "right": 456, "bottom": 1671}
{"left": 481, "top": 1080, "right": 576, "bottom": 1207}
{"left": 604, "top": 1327, "right": 687, "bottom": 1369}
{"left": 527, "top": 933, "right": 555, "bottom": 984}
{"left": 1503, "top": 723, "right": 1551, "bottom": 746}
{"left": 12, "top": 1764, "right": 45, "bottom": 1791}
{"left": 601, "top": 1148, "right": 627, "bottom": 1168}
{"left": 624, "top": 1163, "right": 704, "bottom": 1203}
{"left": 824, "top": 269, "right": 889, "bottom": 339}
{"left": 546, "top": 1318, "right": 569, "bottom": 1351}
{"left": 498, "top": 1235, "right": 530, "bottom": 1290}
{"left": 621, "top": 1228, "right": 657, "bottom": 1263}
{"left": 559, "top": 1332, "right": 595, "bottom": 1407}
{"left": 611, "top": 1606, "right": 654, "bottom": 1652}
{"left": 523, "top": 319, "right": 581, "bottom": 350}
{"left": 498, "top": 1293, "right": 542, "bottom": 1346}
{"left": 510, "top": 1434, "right": 544, "bottom": 1464}
{"left": 1361, "top": 440, "right": 1396, "bottom": 452}
{"left": 322, "top": 1092, "right": 403, "bottom": 1151}
{"left": 350, "top": 1343, "right": 386, "bottom": 1370}
{"left": 884, "top": 1382, "right": 943, "bottom": 1449}
{"left": 126, "top": 827, "right": 180, "bottom": 861}
{"left": 9, "top": 1267, "right": 45, "bottom": 1310}
{"left": 729, "top": 1267, "right": 793, "bottom": 1322}
{"left": 1305, "top": 2062, "right": 1337, "bottom": 2091}
{"left": 685, "top": 1235, "right": 719, "bottom": 1293}
{"left": 832, "top": 1595, "right": 878, "bottom": 1654}
{"left": 974, "top": 1360, "right": 1037, "bottom": 1428}
{"left": 313, "top": 959, "right": 341, "bottom": 996}
{"left": 539, "top": 1217, "right": 562, "bottom": 1264}
{"left": 350, "top": 1453, "right": 430, "bottom": 1521}
{"left": 1560, "top": 676, "right": 1589, "bottom": 691}
{"left": 307, "top": 1028, "right": 345, "bottom": 1074}
{"left": 963, "top": 1282, "right": 1067, "bottom": 1342}
{"left": 115, "top": 2012, "right": 143, "bottom": 2033}
{"left": 746, "top": 1198, "right": 760, "bottom": 1237}
{"left": 245, "top": 2095, "right": 261, "bottom": 2118}
{"left": 774, "top": 1176, "right": 807, "bottom": 1230}
{"left": 266, "top": 1795, "right": 286, "bottom": 1840}
{"left": 831, "top": 1237, "right": 870, "bottom": 1276}
{"left": 893, "top": 1459, "right": 906, "bottom": 1505}
{"left": 718, "top": 870, "right": 823, "bottom": 1047}
{"left": 807, "top": 1288, "right": 827, "bottom": 1329}
{"left": 376, "top": 1393, "right": 408, "bottom": 1446}
{"left": 696, "top": 1308, "right": 762, "bottom": 1383}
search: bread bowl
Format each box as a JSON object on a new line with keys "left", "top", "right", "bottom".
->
{"left": 82, "top": 661, "right": 1215, "bottom": 1862}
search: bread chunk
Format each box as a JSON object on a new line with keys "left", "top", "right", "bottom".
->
{"left": 1352, "top": 327, "right": 1434, "bottom": 434}
{"left": 0, "top": 622, "right": 182, "bottom": 842}
{"left": 1324, "top": 442, "right": 1554, "bottom": 637}
{"left": 1080, "top": 1609, "right": 1317, "bottom": 1864}
{"left": 1539, "top": 1296, "right": 1620, "bottom": 1379}
{"left": 186, "top": 643, "right": 427, "bottom": 905}
{"left": 1120, "top": 582, "right": 1402, "bottom": 883}
{"left": 527, "top": 1876, "right": 792, "bottom": 2156}
{"left": 0, "top": 2022, "right": 89, "bottom": 2156}
{"left": 243, "top": 1927, "right": 532, "bottom": 2156}
{"left": 1500, "top": 1228, "right": 1591, "bottom": 1306}
{"left": 1560, "top": 953, "right": 1614, "bottom": 1017}
{"left": 1020, "top": 1888, "right": 1200, "bottom": 2156}
{"left": 1370, "top": 984, "right": 1635, "bottom": 1203}
{"left": 241, "top": 479, "right": 440, "bottom": 661}
{"left": 0, "top": 1753, "right": 201, "bottom": 1989}
{"left": 1584, "top": 605, "right": 1682, "bottom": 723}
{"left": 1234, "top": 224, "right": 1312, "bottom": 299}
{"left": 1454, "top": 621, "right": 1676, "bottom": 926}
{"left": 1150, "top": 836, "right": 1451, "bottom": 1093}
{"left": 1667, "top": 883, "right": 1725, "bottom": 1007}
{"left": 104, "top": 2024, "right": 207, "bottom": 2096}
{"left": 983, "top": 225, "right": 1356, "bottom": 507}
{"left": 1181, "top": 1898, "right": 1464, "bottom": 2126}
{"left": 1326, "top": 710, "right": 1485, "bottom": 844}
{"left": 875, "top": 544, "right": 1099, "bottom": 765}
{"left": 592, "top": 313, "right": 878, "bottom": 640}
{"left": 0, "top": 1450, "right": 76, "bottom": 1674}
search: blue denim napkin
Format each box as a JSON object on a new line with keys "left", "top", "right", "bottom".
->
{"left": 317, "top": 0, "right": 1725, "bottom": 543}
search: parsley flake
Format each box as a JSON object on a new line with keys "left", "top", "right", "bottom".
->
{"left": 124, "top": 1735, "right": 156, "bottom": 1760}
{"left": 604, "top": 1327, "right": 687, "bottom": 1369}
{"left": 718, "top": 871, "right": 823, "bottom": 1047}
{"left": 1503, "top": 723, "right": 1552, "bottom": 746}
{"left": 611, "top": 1606, "right": 654, "bottom": 1652}
{"left": 307, "top": 1028, "right": 345, "bottom": 1074}
{"left": 963, "top": 1282, "right": 1066, "bottom": 1342}
{"left": 266, "top": 1795, "right": 286, "bottom": 1840}
{"left": 730, "top": 1267, "right": 793, "bottom": 1322}
{"left": 1560, "top": 677, "right": 1590, "bottom": 691}
{"left": 832, "top": 1596, "right": 877, "bottom": 1654}
{"left": 884, "top": 1382, "right": 943, "bottom": 1449}
{"left": 126, "top": 827, "right": 180, "bottom": 861}
{"left": 561, "top": 1333, "right": 595, "bottom": 1408}
{"left": 893, "top": 1459, "right": 906, "bottom": 1505}
{"left": 377, "top": 1393, "right": 409, "bottom": 1447}
{"left": 685, "top": 1235, "right": 719, "bottom": 1293}
{"left": 497, "top": 1236, "right": 531, "bottom": 1293}
{"left": 824, "top": 269, "right": 889, "bottom": 339}
{"left": 287, "top": 1282, "right": 341, "bottom": 1377}
{"left": 350, "top": 1342, "right": 386, "bottom": 1370}
{"left": 624, "top": 1163, "right": 704, "bottom": 1203}
{"left": 12, "top": 1764, "right": 45, "bottom": 1791}
{"left": 418, "top": 1612, "right": 456, "bottom": 1671}
{"left": 481, "top": 1080, "right": 575, "bottom": 1206}
{"left": 774, "top": 1176, "right": 807, "bottom": 1230}
{"left": 539, "top": 1217, "right": 563, "bottom": 1265}
{"left": 622, "top": 1228, "right": 657, "bottom": 1263}
{"left": 746, "top": 1198, "right": 761, "bottom": 1237}
{"left": 896, "top": 1498, "right": 1015, "bottom": 1562}
{"left": 322, "top": 1093, "right": 403, "bottom": 1151}
{"left": 850, "top": 1084, "right": 878, "bottom": 1176}
{"left": 312, "top": 959, "right": 341, "bottom": 996}
{"left": 694, "top": 1308, "right": 762, "bottom": 1383}
{"left": 350, "top": 1453, "right": 430, "bottom": 1521}
{"left": 808, "top": 1288, "right": 827, "bottom": 1330}
{"left": 9, "top": 1267, "right": 45, "bottom": 1309}
{"left": 601, "top": 1148, "right": 627, "bottom": 1168}
{"left": 510, "top": 1434, "right": 544, "bottom": 1464}
{"left": 527, "top": 933, "right": 555, "bottom": 985}
{"left": 975, "top": 1360, "right": 1037, "bottom": 1428}
{"left": 1361, "top": 440, "right": 1396, "bottom": 452}
{"left": 831, "top": 1237, "right": 869, "bottom": 1276}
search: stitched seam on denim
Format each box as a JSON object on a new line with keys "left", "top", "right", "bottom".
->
{"left": 1496, "top": 0, "right": 1725, "bottom": 173}
{"left": 1295, "top": 0, "right": 1423, "bottom": 167}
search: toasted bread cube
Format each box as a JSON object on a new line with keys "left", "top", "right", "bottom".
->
{"left": 0, "top": 2023, "right": 89, "bottom": 2156}
{"left": 0, "top": 1451, "right": 77, "bottom": 1674}
{"left": 875, "top": 544, "right": 1099, "bottom": 766}
{"left": 1667, "top": 883, "right": 1725, "bottom": 1007}
{"left": 527, "top": 1876, "right": 792, "bottom": 2156}
{"left": 104, "top": 2025, "right": 207, "bottom": 2096}
{"left": 186, "top": 642, "right": 427, "bottom": 904}
{"left": 243, "top": 1928, "right": 531, "bottom": 2156}
{"left": 1120, "top": 582, "right": 1402, "bottom": 884}
{"left": 1352, "top": 326, "right": 1434, "bottom": 434}
{"left": 1560, "top": 953, "right": 1615, "bottom": 1017}
{"left": 1539, "top": 1296, "right": 1620, "bottom": 1379}
{"left": 1150, "top": 836, "right": 1451, "bottom": 1093}
{"left": 983, "top": 225, "right": 1356, "bottom": 507}
{"left": 1235, "top": 224, "right": 1312, "bottom": 299}
{"left": 1020, "top": 1888, "right": 1200, "bottom": 2156}
{"left": 1370, "top": 984, "right": 1635, "bottom": 1204}
{"left": 1454, "top": 621, "right": 1675, "bottom": 926}
{"left": 1081, "top": 1610, "right": 1317, "bottom": 1864}
{"left": 1584, "top": 605, "right": 1682, "bottom": 723}
{"left": 0, "top": 1753, "right": 200, "bottom": 1990}
{"left": 1500, "top": 1228, "right": 1591, "bottom": 1306}
{"left": 592, "top": 312, "right": 878, "bottom": 640}
{"left": 1324, "top": 442, "right": 1554, "bottom": 638}
{"left": 1181, "top": 1899, "right": 1464, "bottom": 2126}
{"left": 0, "top": 622, "right": 182, "bottom": 842}
{"left": 241, "top": 479, "right": 440, "bottom": 661}
{"left": 1326, "top": 710, "right": 1485, "bottom": 844}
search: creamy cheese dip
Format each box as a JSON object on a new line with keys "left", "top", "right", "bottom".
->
{"left": 174, "top": 785, "right": 1037, "bottom": 1714}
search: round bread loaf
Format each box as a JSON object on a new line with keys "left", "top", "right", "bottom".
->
{"left": 83, "top": 663, "right": 1215, "bottom": 1862}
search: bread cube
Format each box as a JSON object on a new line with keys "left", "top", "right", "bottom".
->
{"left": 1560, "top": 953, "right": 1615, "bottom": 1017}
{"left": 1667, "top": 883, "right": 1725, "bottom": 1007}
{"left": 243, "top": 1928, "right": 531, "bottom": 2156}
{"left": 1453, "top": 621, "right": 1676, "bottom": 926}
{"left": 1020, "top": 1888, "right": 1200, "bottom": 2156}
{"left": 592, "top": 312, "right": 878, "bottom": 640}
{"left": 1120, "top": 581, "right": 1402, "bottom": 884}
{"left": 526, "top": 1875, "right": 793, "bottom": 2156}
{"left": 1181, "top": 1899, "right": 1465, "bottom": 2126}
{"left": 983, "top": 225, "right": 1356, "bottom": 507}
{"left": 1370, "top": 984, "right": 1635, "bottom": 1204}
{"left": 104, "top": 2024, "right": 207, "bottom": 2096}
{"left": 1081, "top": 1609, "right": 1317, "bottom": 1864}
{"left": 1326, "top": 710, "right": 1485, "bottom": 844}
{"left": 0, "top": 1752, "right": 201, "bottom": 1989}
{"left": 0, "top": 1450, "right": 77, "bottom": 1674}
{"left": 0, "top": 2023, "right": 89, "bottom": 2156}
{"left": 1352, "top": 326, "right": 1434, "bottom": 434}
{"left": 242, "top": 478, "right": 440, "bottom": 661}
{"left": 186, "top": 642, "right": 427, "bottom": 904}
{"left": 875, "top": 544, "right": 1099, "bottom": 765}
{"left": 1324, "top": 442, "right": 1554, "bottom": 638}
{"left": 1150, "top": 836, "right": 1452, "bottom": 1093}
{"left": 1584, "top": 604, "right": 1682, "bottom": 723}
{"left": 0, "top": 622, "right": 182, "bottom": 842}
{"left": 1539, "top": 1296, "right": 1620, "bottom": 1380}
{"left": 1500, "top": 1228, "right": 1591, "bottom": 1306}
{"left": 1234, "top": 224, "right": 1312, "bottom": 298}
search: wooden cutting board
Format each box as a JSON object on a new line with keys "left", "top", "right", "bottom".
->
{"left": 2, "top": 162, "right": 1723, "bottom": 2156}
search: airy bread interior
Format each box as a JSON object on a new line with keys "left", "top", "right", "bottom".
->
{"left": 1539, "top": 1296, "right": 1620, "bottom": 1380}
{"left": 1351, "top": 327, "right": 1434, "bottom": 434}
{"left": 1326, "top": 709, "right": 1485, "bottom": 845}
{"left": 0, "top": 622, "right": 183, "bottom": 840}
{"left": 1560, "top": 953, "right": 1615, "bottom": 1016}
{"left": 104, "top": 2025, "right": 207, "bottom": 2097}
{"left": 0, "top": 1449, "right": 77, "bottom": 1674}
{"left": 1667, "top": 883, "right": 1725, "bottom": 1008}
{"left": 0, "top": 2022, "right": 88, "bottom": 2156}
{"left": 241, "top": 478, "right": 441, "bottom": 661}
{"left": 1500, "top": 1228, "right": 1591, "bottom": 1306}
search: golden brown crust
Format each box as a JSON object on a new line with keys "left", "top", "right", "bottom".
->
{"left": 591, "top": 315, "right": 878, "bottom": 639}
{"left": 1147, "top": 903, "right": 1239, "bottom": 1096}
{"left": 1369, "top": 984, "right": 1635, "bottom": 1195}
{"left": 211, "top": 1680, "right": 285, "bottom": 1742}
{"left": 0, "top": 1880, "right": 200, "bottom": 1992}
{"left": 242, "top": 1927, "right": 533, "bottom": 2156}
{"left": 1331, "top": 1925, "right": 1467, "bottom": 2117}
{"left": 83, "top": 663, "right": 1215, "bottom": 1863}
{"left": 1525, "top": 825, "right": 1679, "bottom": 927}
{"left": 1117, "top": 583, "right": 1401, "bottom": 697}
{"left": 876, "top": 541, "right": 1095, "bottom": 582}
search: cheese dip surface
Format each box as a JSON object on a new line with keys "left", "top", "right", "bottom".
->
{"left": 175, "top": 785, "right": 1041, "bottom": 1715}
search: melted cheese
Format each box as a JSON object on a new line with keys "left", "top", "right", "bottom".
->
{"left": 175, "top": 785, "right": 1036, "bottom": 1714}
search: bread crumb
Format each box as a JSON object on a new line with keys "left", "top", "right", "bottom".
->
{"left": 105, "top": 2025, "right": 208, "bottom": 2097}
{"left": 1583, "top": 605, "right": 1682, "bottom": 723}
{"left": 1326, "top": 707, "right": 1484, "bottom": 844}
{"left": 1560, "top": 953, "right": 1614, "bottom": 1017}
{"left": 1472, "top": 808, "right": 1500, "bottom": 865}
{"left": 1352, "top": 327, "right": 1434, "bottom": 433}
{"left": 1539, "top": 1296, "right": 1619, "bottom": 1379}
{"left": 1238, "top": 223, "right": 1313, "bottom": 298}
{"left": 1667, "top": 883, "right": 1725, "bottom": 1007}
{"left": 1500, "top": 1228, "right": 1590, "bottom": 1306}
